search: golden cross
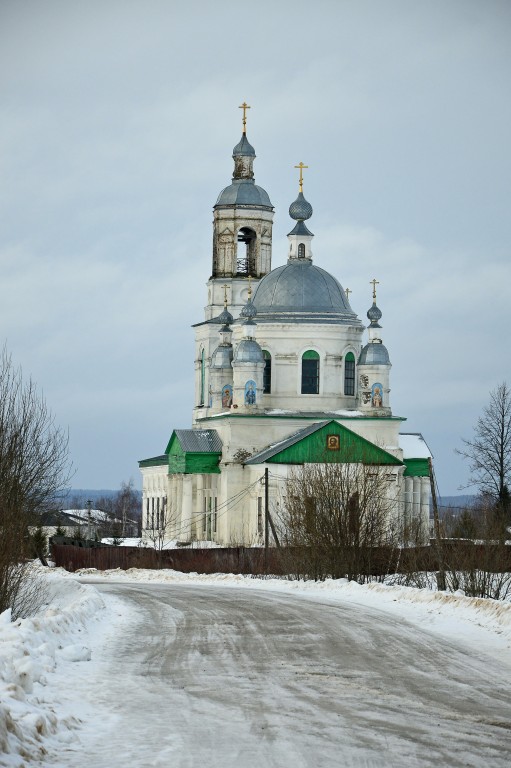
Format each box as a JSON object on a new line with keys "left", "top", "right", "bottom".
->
{"left": 239, "top": 102, "right": 251, "bottom": 134}
{"left": 370, "top": 278, "right": 379, "bottom": 301}
{"left": 294, "top": 161, "right": 308, "bottom": 193}
{"left": 222, "top": 284, "right": 230, "bottom": 307}
{"left": 248, "top": 274, "right": 252, "bottom": 299}
{"left": 345, "top": 288, "right": 351, "bottom": 302}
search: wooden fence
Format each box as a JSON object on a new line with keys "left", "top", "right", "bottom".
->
{"left": 51, "top": 543, "right": 285, "bottom": 575}
{"left": 51, "top": 540, "right": 511, "bottom": 577}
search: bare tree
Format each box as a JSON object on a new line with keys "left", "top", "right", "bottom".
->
{"left": 276, "top": 460, "right": 401, "bottom": 583}
{"left": 457, "top": 382, "right": 511, "bottom": 524}
{"left": 96, "top": 479, "right": 141, "bottom": 538}
{"left": 145, "top": 498, "right": 177, "bottom": 567}
{"left": 0, "top": 348, "right": 71, "bottom": 615}
{"left": 440, "top": 500, "right": 511, "bottom": 600}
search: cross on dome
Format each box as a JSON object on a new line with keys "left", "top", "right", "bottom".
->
{"left": 239, "top": 102, "right": 251, "bottom": 134}
{"left": 294, "top": 161, "right": 308, "bottom": 193}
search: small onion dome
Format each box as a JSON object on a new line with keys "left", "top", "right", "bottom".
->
{"left": 289, "top": 191, "right": 313, "bottom": 221}
{"left": 233, "top": 338, "right": 264, "bottom": 364}
{"left": 358, "top": 341, "right": 390, "bottom": 365}
{"left": 216, "top": 306, "right": 234, "bottom": 325}
{"left": 240, "top": 298, "right": 257, "bottom": 320}
{"left": 232, "top": 134, "right": 255, "bottom": 157}
{"left": 367, "top": 302, "right": 382, "bottom": 327}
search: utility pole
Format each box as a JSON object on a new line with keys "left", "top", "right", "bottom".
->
{"left": 86, "top": 499, "right": 92, "bottom": 542}
{"left": 428, "top": 458, "right": 445, "bottom": 590}
{"left": 264, "top": 467, "right": 269, "bottom": 572}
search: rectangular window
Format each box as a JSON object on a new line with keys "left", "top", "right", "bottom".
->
{"left": 345, "top": 354, "right": 355, "bottom": 396}
{"left": 302, "top": 359, "right": 319, "bottom": 394}
{"left": 213, "top": 498, "right": 217, "bottom": 534}
{"left": 263, "top": 352, "right": 271, "bottom": 393}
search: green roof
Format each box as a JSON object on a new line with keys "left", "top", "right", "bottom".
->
{"left": 246, "top": 420, "right": 403, "bottom": 467}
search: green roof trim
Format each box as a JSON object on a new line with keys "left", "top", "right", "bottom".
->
{"left": 198, "top": 413, "right": 406, "bottom": 423}
{"left": 138, "top": 454, "right": 168, "bottom": 468}
{"left": 403, "top": 458, "right": 430, "bottom": 477}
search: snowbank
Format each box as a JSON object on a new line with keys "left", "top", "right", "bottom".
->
{"left": 0, "top": 567, "right": 104, "bottom": 767}
{"left": 2, "top": 565, "right": 511, "bottom": 765}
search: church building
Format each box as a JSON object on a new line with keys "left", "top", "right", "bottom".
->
{"left": 139, "top": 106, "right": 432, "bottom": 546}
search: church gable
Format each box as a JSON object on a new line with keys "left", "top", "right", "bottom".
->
{"left": 166, "top": 429, "right": 222, "bottom": 474}
{"left": 247, "top": 420, "right": 402, "bottom": 467}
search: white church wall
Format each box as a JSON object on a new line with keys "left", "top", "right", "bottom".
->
{"left": 229, "top": 321, "right": 364, "bottom": 412}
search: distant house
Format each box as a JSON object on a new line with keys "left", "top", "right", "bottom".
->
{"left": 33, "top": 508, "right": 138, "bottom": 543}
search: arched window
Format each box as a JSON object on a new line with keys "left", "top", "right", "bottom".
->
{"left": 263, "top": 350, "right": 271, "bottom": 393}
{"left": 237, "top": 227, "right": 257, "bottom": 275}
{"left": 344, "top": 352, "right": 355, "bottom": 396}
{"left": 298, "top": 243, "right": 305, "bottom": 258}
{"left": 200, "top": 349, "right": 206, "bottom": 405}
{"left": 301, "top": 350, "right": 320, "bottom": 394}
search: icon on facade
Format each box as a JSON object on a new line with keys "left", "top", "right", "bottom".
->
{"left": 245, "top": 380, "right": 256, "bottom": 405}
{"left": 371, "top": 383, "right": 383, "bottom": 408}
{"left": 222, "top": 384, "right": 233, "bottom": 408}
{"left": 326, "top": 434, "right": 340, "bottom": 451}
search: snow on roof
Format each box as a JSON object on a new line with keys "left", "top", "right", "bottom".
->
{"left": 174, "top": 429, "right": 222, "bottom": 452}
{"left": 399, "top": 433, "right": 432, "bottom": 459}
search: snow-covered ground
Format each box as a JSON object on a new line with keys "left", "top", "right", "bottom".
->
{"left": 1, "top": 566, "right": 511, "bottom": 767}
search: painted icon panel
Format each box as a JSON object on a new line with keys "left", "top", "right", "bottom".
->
{"left": 245, "top": 380, "right": 256, "bottom": 405}
{"left": 221, "top": 384, "right": 233, "bottom": 408}
{"left": 371, "top": 382, "right": 383, "bottom": 407}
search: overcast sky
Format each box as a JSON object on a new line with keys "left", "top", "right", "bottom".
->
{"left": 1, "top": 0, "right": 510, "bottom": 495}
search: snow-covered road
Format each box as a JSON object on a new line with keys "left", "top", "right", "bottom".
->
{"left": 46, "top": 581, "right": 511, "bottom": 768}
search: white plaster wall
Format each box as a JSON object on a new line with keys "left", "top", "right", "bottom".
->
{"left": 203, "top": 415, "right": 403, "bottom": 464}
{"left": 229, "top": 321, "right": 364, "bottom": 413}
{"left": 140, "top": 464, "right": 169, "bottom": 539}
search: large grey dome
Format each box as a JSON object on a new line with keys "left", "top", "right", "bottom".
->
{"left": 215, "top": 179, "right": 273, "bottom": 208}
{"left": 358, "top": 342, "right": 390, "bottom": 365}
{"left": 252, "top": 260, "right": 361, "bottom": 325}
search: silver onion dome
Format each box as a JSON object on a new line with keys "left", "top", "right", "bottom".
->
{"left": 289, "top": 191, "right": 313, "bottom": 221}
{"left": 232, "top": 134, "right": 255, "bottom": 157}
{"left": 214, "top": 306, "right": 234, "bottom": 325}
{"left": 367, "top": 303, "right": 382, "bottom": 327}
{"left": 240, "top": 298, "right": 257, "bottom": 320}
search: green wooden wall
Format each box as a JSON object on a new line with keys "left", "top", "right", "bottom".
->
{"left": 267, "top": 421, "right": 403, "bottom": 466}
{"left": 167, "top": 433, "right": 221, "bottom": 474}
{"left": 403, "top": 458, "right": 430, "bottom": 477}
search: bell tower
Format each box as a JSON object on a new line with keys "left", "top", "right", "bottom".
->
{"left": 206, "top": 103, "right": 274, "bottom": 321}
